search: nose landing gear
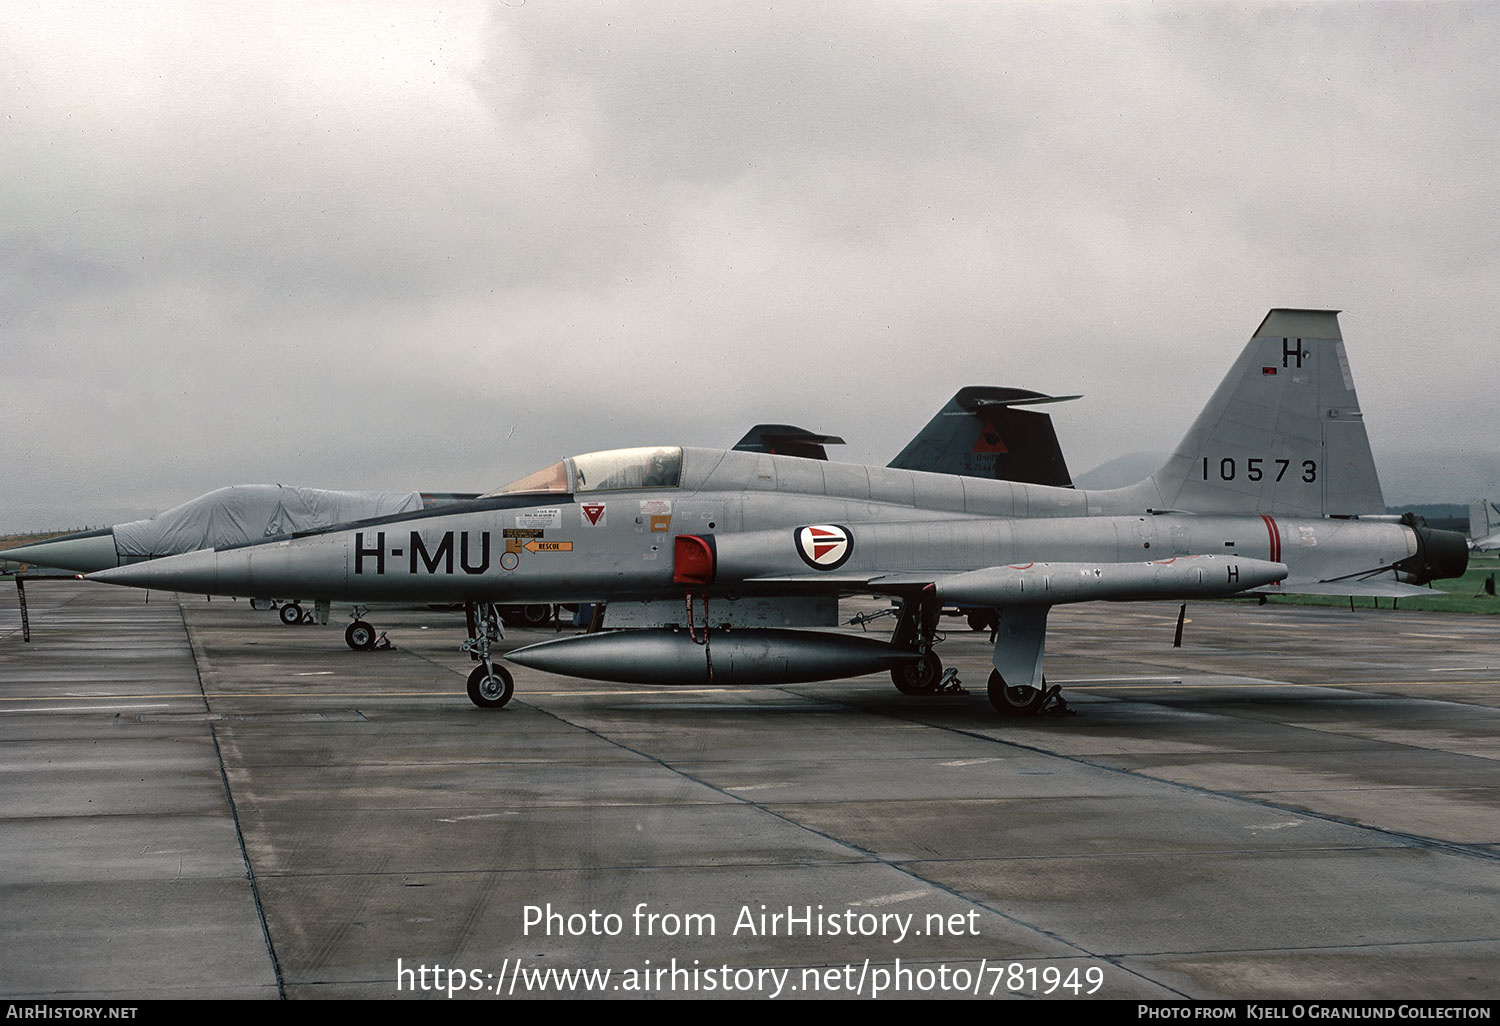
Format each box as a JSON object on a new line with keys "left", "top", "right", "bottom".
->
{"left": 461, "top": 602, "right": 514, "bottom": 709}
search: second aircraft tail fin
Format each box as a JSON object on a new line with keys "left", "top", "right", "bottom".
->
{"left": 889, "top": 386, "right": 1080, "bottom": 488}
{"left": 1471, "top": 499, "right": 1500, "bottom": 550}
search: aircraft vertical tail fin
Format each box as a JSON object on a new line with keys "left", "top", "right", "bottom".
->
{"left": 1149, "top": 309, "right": 1386, "bottom": 517}
{"left": 889, "top": 387, "right": 1080, "bottom": 487}
{"left": 1471, "top": 499, "right": 1500, "bottom": 550}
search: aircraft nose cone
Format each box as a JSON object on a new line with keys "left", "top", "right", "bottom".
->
{"left": 89, "top": 548, "right": 222, "bottom": 592}
{"left": 1, "top": 530, "right": 120, "bottom": 574}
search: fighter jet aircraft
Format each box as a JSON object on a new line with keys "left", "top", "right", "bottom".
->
{"left": 9, "top": 404, "right": 1074, "bottom": 644}
{"left": 0, "top": 485, "right": 470, "bottom": 576}
{"left": 0, "top": 485, "right": 476, "bottom": 631}
{"left": 89, "top": 309, "right": 1469, "bottom": 716}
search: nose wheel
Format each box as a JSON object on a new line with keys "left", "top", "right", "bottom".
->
{"left": 345, "top": 620, "right": 377, "bottom": 651}
{"left": 466, "top": 663, "right": 514, "bottom": 709}
{"left": 461, "top": 602, "right": 513, "bottom": 708}
{"left": 343, "top": 606, "right": 389, "bottom": 651}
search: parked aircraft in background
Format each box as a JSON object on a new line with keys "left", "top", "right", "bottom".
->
{"left": 0, "top": 486, "right": 476, "bottom": 633}
{"left": 887, "top": 386, "right": 1079, "bottom": 487}
{"left": 1470, "top": 499, "right": 1500, "bottom": 551}
{"left": 0, "top": 486, "right": 471, "bottom": 576}
{"left": 740, "top": 390, "right": 1081, "bottom": 490}
{"left": 90, "top": 310, "right": 1469, "bottom": 716}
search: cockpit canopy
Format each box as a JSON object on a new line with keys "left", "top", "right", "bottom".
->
{"left": 484, "top": 447, "right": 683, "bottom": 497}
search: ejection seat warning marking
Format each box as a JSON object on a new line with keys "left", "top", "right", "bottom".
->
{"left": 517, "top": 508, "right": 561, "bottom": 529}
{"left": 525, "top": 540, "right": 573, "bottom": 553}
{"left": 582, "top": 503, "right": 606, "bottom": 527}
{"left": 640, "top": 499, "right": 673, "bottom": 533}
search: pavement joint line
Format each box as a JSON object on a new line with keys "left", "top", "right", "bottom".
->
{"left": 499, "top": 684, "right": 1188, "bottom": 998}
{"left": 1065, "top": 679, "right": 1500, "bottom": 690}
{"left": 180, "top": 595, "right": 288, "bottom": 1000}
{"left": 1106, "top": 934, "right": 1500, "bottom": 959}
{"left": 875, "top": 703, "right": 1500, "bottom": 868}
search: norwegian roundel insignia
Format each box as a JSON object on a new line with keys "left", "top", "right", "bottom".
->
{"left": 795, "top": 524, "right": 853, "bottom": 570}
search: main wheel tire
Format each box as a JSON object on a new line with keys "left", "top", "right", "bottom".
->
{"left": 279, "top": 603, "right": 303, "bottom": 626}
{"left": 467, "top": 663, "right": 514, "bottom": 709}
{"left": 987, "top": 669, "right": 1047, "bottom": 716}
{"left": 517, "top": 604, "right": 552, "bottom": 627}
{"left": 501, "top": 604, "right": 553, "bottom": 628}
{"left": 891, "top": 651, "right": 944, "bottom": 695}
{"left": 345, "top": 619, "right": 377, "bottom": 651}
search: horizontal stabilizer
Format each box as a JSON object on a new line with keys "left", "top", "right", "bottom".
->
{"left": 733, "top": 424, "right": 846, "bottom": 461}
{"left": 955, "top": 386, "right": 1082, "bottom": 409}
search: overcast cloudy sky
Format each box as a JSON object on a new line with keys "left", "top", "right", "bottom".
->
{"left": 3, "top": 1, "right": 1496, "bottom": 533}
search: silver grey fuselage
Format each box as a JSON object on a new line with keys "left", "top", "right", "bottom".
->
{"left": 90, "top": 447, "right": 1415, "bottom": 604}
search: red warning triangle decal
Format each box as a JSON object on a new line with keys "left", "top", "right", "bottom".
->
{"left": 971, "top": 427, "right": 1008, "bottom": 454}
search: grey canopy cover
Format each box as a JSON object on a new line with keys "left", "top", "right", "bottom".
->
{"left": 112, "top": 485, "right": 426, "bottom": 558}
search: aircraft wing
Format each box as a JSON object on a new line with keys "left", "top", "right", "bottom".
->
{"left": 741, "top": 572, "right": 907, "bottom": 585}
{"left": 1263, "top": 580, "right": 1443, "bottom": 598}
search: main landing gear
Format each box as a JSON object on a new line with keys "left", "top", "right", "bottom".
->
{"left": 892, "top": 650, "right": 944, "bottom": 695}
{"left": 885, "top": 600, "right": 1069, "bottom": 717}
{"left": 982, "top": 606, "right": 1069, "bottom": 717}
{"left": 462, "top": 601, "right": 514, "bottom": 709}
{"left": 500, "top": 604, "right": 554, "bottom": 629}
{"left": 986, "top": 671, "right": 1067, "bottom": 717}
{"left": 888, "top": 598, "right": 966, "bottom": 696}
{"left": 966, "top": 608, "right": 999, "bottom": 633}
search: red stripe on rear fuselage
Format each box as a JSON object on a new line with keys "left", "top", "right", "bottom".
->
{"left": 1260, "top": 514, "right": 1281, "bottom": 563}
